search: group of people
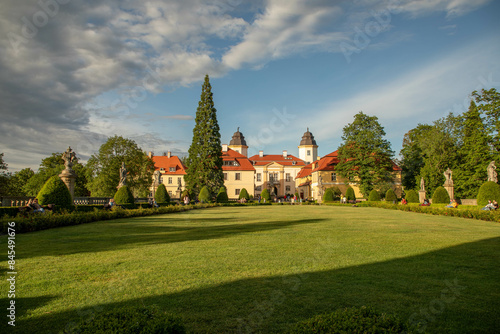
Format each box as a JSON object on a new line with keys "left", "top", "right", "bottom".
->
{"left": 482, "top": 200, "right": 498, "bottom": 211}
{"left": 24, "top": 198, "right": 54, "bottom": 213}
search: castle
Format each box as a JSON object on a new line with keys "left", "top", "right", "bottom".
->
{"left": 149, "top": 128, "right": 402, "bottom": 201}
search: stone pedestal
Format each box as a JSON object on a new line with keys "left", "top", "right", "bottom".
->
{"left": 444, "top": 185, "right": 454, "bottom": 200}
{"left": 59, "top": 169, "right": 77, "bottom": 199}
{"left": 418, "top": 190, "right": 426, "bottom": 203}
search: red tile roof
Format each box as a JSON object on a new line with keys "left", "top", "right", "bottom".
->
{"left": 222, "top": 148, "right": 255, "bottom": 171}
{"left": 296, "top": 162, "right": 313, "bottom": 179}
{"left": 311, "top": 150, "right": 339, "bottom": 173}
{"left": 248, "top": 154, "right": 306, "bottom": 166}
{"left": 152, "top": 155, "right": 187, "bottom": 175}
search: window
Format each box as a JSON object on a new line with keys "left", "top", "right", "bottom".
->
{"left": 269, "top": 173, "right": 278, "bottom": 182}
{"left": 286, "top": 173, "right": 291, "bottom": 182}
{"left": 169, "top": 167, "right": 176, "bottom": 172}
{"left": 235, "top": 173, "right": 241, "bottom": 180}
{"left": 331, "top": 173, "right": 337, "bottom": 181}
{"left": 159, "top": 176, "right": 163, "bottom": 184}
{"left": 177, "top": 177, "right": 182, "bottom": 184}
{"left": 160, "top": 168, "right": 165, "bottom": 171}
{"left": 256, "top": 186, "right": 261, "bottom": 191}
{"left": 168, "top": 177, "right": 172, "bottom": 184}
{"left": 224, "top": 173, "right": 227, "bottom": 180}
{"left": 235, "top": 189, "right": 240, "bottom": 195}
{"left": 256, "top": 173, "right": 261, "bottom": 182}
{"left": 168, "top": 191, "right": 173, "bottom": 196}
{"left": 286, "top": 185, "right": 291, "bottom": 192}
{"left": 307, "top": 150, "right": 311, "bottom": 156}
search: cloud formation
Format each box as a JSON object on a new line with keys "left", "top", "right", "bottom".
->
{"left": 0, "top": 0, "right": 494, "bottom": 170}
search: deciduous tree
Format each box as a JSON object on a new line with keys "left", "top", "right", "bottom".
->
{"left": 86, "top": 136, "right": 154, "bottom": 197}
{"left": 336, "top": 112, "right": 394, "bottom": 197}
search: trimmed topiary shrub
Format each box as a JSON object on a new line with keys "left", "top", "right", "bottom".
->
{"left": 198, "top": 186, "right": 211, "bottom": 203}
{"left": 477, "top": 181, "right": 500, "bottom": 207}
{"left": 432, "top": 186, "right": 450, "bottom": 204}
{"left": 155, "top": 184, "right": 170, "bottom": 204}
{"left": 331, "top": 187, "right": 342, "bottom": 200}
{"left": 114, "top": 186, "right": 135, "bottom": 205}
{"left": 216, "top": 186, "right": 228, "bottom": 203}
{"left": 405, "top": 189, "right": 419, "bottom": 203}
{"left": 345, "top": 186, "right": 356, "bottom": 201}
{"left": 385, "top": 189, "right": 397, "bottom": 203}
{"left": 290, "top": 306, "right": 416, "bottom": 334}
{"left": 261, "top": 188, "right": 271, "bottom": 201}
{"left": 368, "top": 189, "right": 380, "bottom": 201}
{"left": 239, "top": 188, "right": 250, "bottom": 200}
{"left": 323, "top": 188, "right": 334, "bottom": 202}
{"left": 64, "top": 305, "right": 185, "bottom": 334}
{"left": 37, "top": 176, "right": 73, "bottom": 208}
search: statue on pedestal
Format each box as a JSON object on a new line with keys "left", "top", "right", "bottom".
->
{"left": 487, "top": 161, "right": 497, "bottom": 183}
{"left": 443, "top": 168, "right": 453, "bottom": 186}
{"left": 420, "top": 177, "right": 425, "bottom": 192}
{"left": 119, "top": 162, "right": 128, "bottom": 187}
{"left": 62, "top": 147, "right": 76, "bottom": 173}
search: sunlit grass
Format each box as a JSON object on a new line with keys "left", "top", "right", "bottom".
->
{"left": 1, "top": 205, "right": 500, "bottom": 333}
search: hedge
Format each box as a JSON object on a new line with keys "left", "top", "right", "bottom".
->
{"left": 432, "top": 186, "right": 450, "bottom": 204}
{"left": 64, "top": 305, "right": 185, "bottom": 334}
{"left": 1, "top": 203, "right": 220, "bottom": 235}
{"left": 290, "top": 306, "right": 415, "bottom": 333}
{"left": 477, "top": 181, "right": 500, "bottom": 207}
{"left": 368, "top": 189, "right": 380, "bottom": 201}
{"left": 405, "top": 189, "right": 419, "bottom": 203}
{"left": 155, "top": 184, "right": 170, "bottom": 204}
{"left": 37, "top": 175, "right": 73, "bottom": 209}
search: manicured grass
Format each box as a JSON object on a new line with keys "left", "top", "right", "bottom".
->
{"left": 1, "top": 206, "right": 500, "bottom": 333}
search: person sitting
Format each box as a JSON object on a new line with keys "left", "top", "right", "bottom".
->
{"left": 481, "top": 200, "right": 496, "bottom": 211}
{"left": 401, "top": 198, "right": 407, "bottom": 205}
{"left": 446, "top": 199, "right": 458, "bottom": 208}
{"left": 419, "top": 199, "right": 430, "bottom": 206}
{"left": 104, "top": 198, "right": 115, "bottom": 210}
{"left": 30, "top": 198, "right": 45, "bottom": 213}
{"left": 494, "top": 200, "right": 499, "bottom": 210}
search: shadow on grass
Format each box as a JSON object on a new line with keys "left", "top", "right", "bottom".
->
{"left": 18, "top": 218, "right": 327, "bottom": 259}
{"left": 12, "top": 237, "right": 500, "bottom": 334}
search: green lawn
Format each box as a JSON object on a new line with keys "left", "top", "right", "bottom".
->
{"left": 2, "top": 206, "right": 500, "bottom": 333}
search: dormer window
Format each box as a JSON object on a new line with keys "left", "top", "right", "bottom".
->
{"left": 169, "top": 167, "right": 176, "bottom": 172}
{"left": 160, "top": 168, "right": 165, "bottom": 172}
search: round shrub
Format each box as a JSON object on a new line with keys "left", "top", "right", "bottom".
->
{"left": 239, "top": 188, "right": 250, "bottom": 200}
{"left": 405, "top": 189, "right": 419, "bottom": 203}
{"left": 385, "top": 189, "right": 397, "bottom": 203}
{"left": 331, "top": 187, "right": 342, "bottom": 200}
{"left": 261, "top": 188, "right": 271, "bottom": 201}
{"left": 198, "top": 186, "right": 211, "bottom": 203}
{"left": 477, "top": 181, "right": 500, "bottom": 207}
{"left": 65, "top": 305, "right": 185, "bottom": 334}
{"left": 155, "top": 184, "right": 170, "bottom": 204}
{"left": 323, "top": 188, "right": 334, "bottom": 202}
{"left": 290, "top": 306, "right": 415, "bottom": 334}
{"left": 114, "top": 185, "right": 135, "bottom": 205}
{"left": 37, "top": 175, "right": 73, "bottom": 208}
{"left": 216, "top": 186, "right": 228, "bottom": 203}
{"left": 368, "top": 189, "right": 380, "bottom": 201}
{"left": 345, "top": 186, "right": 356, "bottom": 201}
{"left": 432, "top": 186, "right": 450, "bottom": 204}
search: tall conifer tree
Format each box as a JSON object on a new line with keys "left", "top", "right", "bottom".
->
{"left": 454, "top": 100, "right": 493, "bottom": 198}
{"left": 185, "top": 75, "right": 224, "bottom": 196}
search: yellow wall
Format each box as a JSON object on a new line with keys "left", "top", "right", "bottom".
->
{"left": 224, "top": 170, "right": 255, "bottom": 199}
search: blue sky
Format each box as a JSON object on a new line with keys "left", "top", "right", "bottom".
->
{"left": 1, "top": 0, "right": 499, "bottom": 171}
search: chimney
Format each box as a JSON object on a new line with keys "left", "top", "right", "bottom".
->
{"left": 259, "top": 150, "right": 264, "bottom": 158}
{"left": 222, "top": 144, "right": 228, "bottom": 152}
{"left": 283, "top": 150, "right": 288, "bottom": 158}
{"left": 148, "top": 151, "right": 153, "bottom": 158}
{"left": 167, "top": 151, "right": 171, "bottom": 158}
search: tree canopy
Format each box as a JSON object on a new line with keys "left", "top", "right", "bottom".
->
{"left": 86, "top": 136, "right": 154, "bottom": 197}
{"left": 185, "top": 75, "right": 224, "bottom": 197}
{"left": 336, "top": 112, "right": 394, "bottom": 197}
